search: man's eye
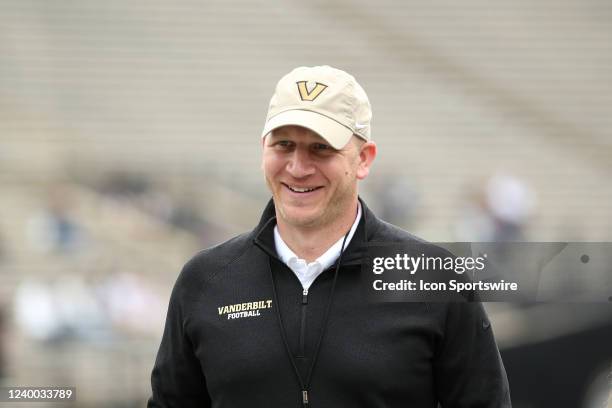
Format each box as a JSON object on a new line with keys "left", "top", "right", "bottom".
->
{"left": 313, "top": 143, "right": 331, "bottom": 151}
{"left": 276, "top": 141, "right": 293, "bottom": 148}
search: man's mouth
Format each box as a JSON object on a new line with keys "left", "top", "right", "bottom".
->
{"left": 283, "top": 183, "right": 323, "bottom": 193}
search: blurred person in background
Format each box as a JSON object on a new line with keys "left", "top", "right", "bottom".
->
{"left": 148, "top": 66, "right": 511, "bottom": 407}
{"left": 13, "top": 276, "right": 111, "bottom": 344}
{"left": 26, "top": 186, "right": 85, "bottom": 254}
{"left": 454, "top": 174, "right": 536, "bottom": 242}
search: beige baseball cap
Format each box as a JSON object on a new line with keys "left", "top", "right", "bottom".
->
{"left": 261, "top": 65, "right": 372, "bottom": 149}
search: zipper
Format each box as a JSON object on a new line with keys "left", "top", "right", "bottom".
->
{"left": 260, "top": 209, "right": 356, "bottom": 408}
{"left": 302, "top": 389, "right": 309, "bottom": 407}
{"left": 298, "top": 288, "right": 308, "bottom": 357}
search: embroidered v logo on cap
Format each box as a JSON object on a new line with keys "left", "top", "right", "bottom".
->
{"left": 261, "top": 65, "right": 372, "bottom": 149}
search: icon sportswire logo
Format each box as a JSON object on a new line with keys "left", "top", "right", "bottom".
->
{"left": 218, "top": 299, "right": 273, "bottom": 320}
{"left": 296, "top": 81, "right": 327, "bottom": 101}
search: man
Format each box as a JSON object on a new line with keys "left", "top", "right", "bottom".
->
{"left": 148, "top": 65, "right": 511, "bottom": 407}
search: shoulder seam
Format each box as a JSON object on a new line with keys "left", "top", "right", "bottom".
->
{"left": 207, "top": 241, "right": 253, "bottom": 283}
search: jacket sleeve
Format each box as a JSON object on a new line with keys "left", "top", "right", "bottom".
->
{"left": 434, "top": 302, "right": 512, "bottom": 408}
{"left": 148, "top": 259, "right": 211, "bottom": 408}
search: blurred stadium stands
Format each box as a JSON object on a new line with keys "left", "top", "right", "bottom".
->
{"left": 1, "top": 0, "right": 611, "bottom": 406}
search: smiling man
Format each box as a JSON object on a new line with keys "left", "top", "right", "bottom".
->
{"left": 263, "top": 125, "right": 374, "bottom": 262}
{"left": 148, "top": 66, "right": 511, "bottom": 407}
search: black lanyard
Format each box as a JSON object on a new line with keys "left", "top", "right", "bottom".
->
{"left": 268, "top": 230, "right": 350, "bottom": 407}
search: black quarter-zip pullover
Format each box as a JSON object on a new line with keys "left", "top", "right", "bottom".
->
{"left": 148, "top": 198, "right": 511, "bottom": 407}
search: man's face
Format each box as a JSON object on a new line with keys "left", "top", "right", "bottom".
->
{"left": 262, "top": 125, "right": 374, "bottom": 230}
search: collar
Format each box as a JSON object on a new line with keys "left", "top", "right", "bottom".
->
{"left": 253, "top": 197, "right": 375, "bottom": 268}
{"left": 273, "top": 202, "right": 362, "bottom": 271}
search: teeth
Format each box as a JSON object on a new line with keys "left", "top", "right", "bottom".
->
{"left": 289, "top": 186, "right": 316, "bottom": 193}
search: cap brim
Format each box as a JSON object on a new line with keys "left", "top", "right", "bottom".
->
{"left": 261, "top": 109, "right": 353, "bottom": 150}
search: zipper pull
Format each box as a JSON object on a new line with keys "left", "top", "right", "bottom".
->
{"left": 302, "top": 390, "right": 309, "bottom": 406}
{"left": 302, "top": 289, "right": 308, "bottom": 304}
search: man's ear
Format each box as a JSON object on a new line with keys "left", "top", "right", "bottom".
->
{"left": 356, "top": 141, "right": 377, "bottom": 180}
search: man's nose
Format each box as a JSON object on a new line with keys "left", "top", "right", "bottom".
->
{"left": 286, "top": 148, "right": 315, "bottom": 178}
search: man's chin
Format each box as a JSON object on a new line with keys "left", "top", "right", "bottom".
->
{"left": 278, "top": 206, "right": 323, "bottom": 228}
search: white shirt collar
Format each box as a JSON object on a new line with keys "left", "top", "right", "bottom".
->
{"left": 274, "top": 202, "right": 362, "bottom": 291}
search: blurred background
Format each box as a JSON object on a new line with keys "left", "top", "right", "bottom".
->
{"left": 1, "top": 0, "right": 611, "bottom": 406}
